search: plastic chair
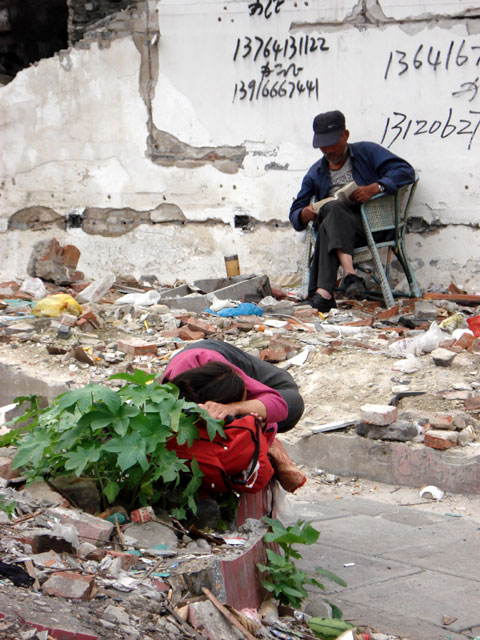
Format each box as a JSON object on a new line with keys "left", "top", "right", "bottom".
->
{"left": 300, "top": 176, "right": 421, "bottom": 308}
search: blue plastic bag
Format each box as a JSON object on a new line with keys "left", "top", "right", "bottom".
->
{"left": 205, "top": 302, "right": 264, "bottom": 317}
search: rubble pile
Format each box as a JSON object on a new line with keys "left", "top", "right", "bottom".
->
{"left": 1, "top": 239, "right": 480, "bottom": 639}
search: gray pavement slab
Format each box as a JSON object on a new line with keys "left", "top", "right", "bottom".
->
{"left": 288, "top": 492, "right": 480, "bottom": 639}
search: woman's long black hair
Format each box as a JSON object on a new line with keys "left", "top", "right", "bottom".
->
{"left": 169, "top": 362, "right": 246, "bottom": 405}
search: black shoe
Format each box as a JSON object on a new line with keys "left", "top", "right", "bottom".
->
{"left": 344, "top": 273, "right": 366, "bottom": 299}
{"left": 308, "top": 293, "right": 336, "bottom": 312}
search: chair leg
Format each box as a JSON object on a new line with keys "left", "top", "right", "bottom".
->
{"left": 300, "top": 224, "right": 314, "bottom": 299}
{"left": 396, "top": 242, "right": 421, "bottom": 298}
{"left": 360, "top": 211, "right": 395, "bottom": 308}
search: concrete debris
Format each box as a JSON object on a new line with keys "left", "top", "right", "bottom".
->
{"left": 1, "top": 266, "right": 480, "bottom": 639}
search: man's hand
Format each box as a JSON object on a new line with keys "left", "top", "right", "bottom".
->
{"left": 299, "top": 205, "right": 318, "bottom": 225}
{"left": 351, "top": 183, "right": 382, "bottom": 204}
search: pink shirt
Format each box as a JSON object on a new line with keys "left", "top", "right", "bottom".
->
{"left": 163, "top": 348, "right": 288, "bottom": 441}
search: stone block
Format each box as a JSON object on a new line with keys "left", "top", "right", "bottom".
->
{"left": 414, "top": 301, "right": 438, "bottom": 319}
{"left": 42, "top": 571, "right": 97, "bottom": 600}
{"left": 431, "top": 348, "right": 457, "bottom": 367}
{"left": 356, "top": 420, "right": 418, "bottom": 442}
{"left": 117, "top": 338, "right": 158, "bottom": 356}
{"left": 424, "top": 429, "right": 458, "bottom": 449}
{"left": 360, "top": 404, "right": 398, "bottom": 426}
{"left": 159, "top": 328, "right": 181, "bottom": 338}
{"left": 269, "top": 335, "right": 298, "bottom": 358}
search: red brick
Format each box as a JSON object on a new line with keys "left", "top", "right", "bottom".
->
{"left": 269, "top": 335, "right": 298, "bottom": 357}
{"left": 42, "top": 572, "right": 97, "bottom": 600}
{"left": 293, "top": 307, "right": 318, "bottom": 319}
{"left": 453, "top": 332, "right": 476, "bottom": 350}
{"left": 428, "top": 413, "right": 454, "bottom": 430}
{"left": 159, "top": 328, "right": 181, "bottom": 338}
{"left": 117, "top": 338, "right": 158, "bottom": 355}
{"left": 375, "top": 305, "right": 399, "bottom": 320}
{"left": 58, "top": 313, "right": 78, "bottom": 327}
{"left": 49, "top": 507, "right": 114, "bottom": 545}
{"left": 40, "top": 238, "right": 62, "bottom": 262}
{"left": 260, "top": 347, "right": 287, "bottom": 362}
{"left": 186, "top": 316, "right": 216, "bottom": 335}
{"left": 360, "top": 404, "right": 398, "bottom": 426}
{"left": 77, "top": 311, "right": 101, "bottom": 329}
{"left": 424, "top": 429, "right": 458, "bottom": 450}
{"left": 61, "top": 244, "right": 81, "bottom": 269}
{"left": 178, "top": 327, "right": 205, "bottom": 341}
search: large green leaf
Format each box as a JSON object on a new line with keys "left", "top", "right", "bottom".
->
{"left": 64, "top": 446, "right": 101, "bottom": 476}
{"left": 176, "top": 415, "right": 199, "bottom": 447}
{"left": 103, "top": 479, "right": 121, "bottom": 503}
{"left": 109, "top": 369, "right": 157, "bottom": 385}
{"left": 12, "top": 433, "right": 50, "bottom": 469}
{"left": 103, "top": 433, "right": 148, "bottom": 472}
{"left": 314, "top": 567, "right": 347, "bottom": 587}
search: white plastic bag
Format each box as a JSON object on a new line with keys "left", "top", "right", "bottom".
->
{"left": 20, "top": 276, "right": 47, "bottom": 299}
{"left": 114, "top": 290, "right": 160, "bottom": 307}
{"left": 389, "top": 322, "right": 450, "bottom": 358}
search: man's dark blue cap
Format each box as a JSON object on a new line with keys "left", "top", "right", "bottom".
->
{"left": 312, "top": 110, "right": 346, "bottom": 148}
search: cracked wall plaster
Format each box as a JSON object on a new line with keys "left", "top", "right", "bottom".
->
{"left": 1, "top": 0, "right": 480, "bottom": 290}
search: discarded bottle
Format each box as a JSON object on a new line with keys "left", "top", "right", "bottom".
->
{"left": 130, "top": 506, "right": 155, "bottom": 523}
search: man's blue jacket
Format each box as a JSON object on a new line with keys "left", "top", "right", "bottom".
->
{"left": 289, "top": 141, "right": 415, "bottom": 231}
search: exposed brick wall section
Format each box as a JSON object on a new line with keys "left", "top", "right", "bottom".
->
{"left": 67, "top": 0, "right": 136, "bottom": 44}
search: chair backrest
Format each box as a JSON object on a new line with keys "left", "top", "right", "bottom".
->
{"left": 360, "top": 174, "right": 419, "bottom": 239}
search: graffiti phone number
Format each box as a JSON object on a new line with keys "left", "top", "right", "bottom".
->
{"left": 384, "top": 39, "right": 480, "bottom": 79}
{"left": 380, "top": 108, "right": 480, "bottom": 150}
{"left": 232, "top": 77, "right": 319, "bottom": 102}
{"left": 233, "top": 34, "right": 329, "bottom": 63}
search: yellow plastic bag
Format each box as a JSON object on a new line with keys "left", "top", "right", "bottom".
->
{"left": 32, "top": 293, "right": 82, "bottom": 318}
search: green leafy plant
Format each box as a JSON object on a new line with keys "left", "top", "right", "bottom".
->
{"left": 0, "top": 370, "right": 226, "bottom": 519}
{"left": 0, "top": 497, "right": 17, "bottom": 519}
{"left": 256, "top": 517, "right": 346, "bottom": 609}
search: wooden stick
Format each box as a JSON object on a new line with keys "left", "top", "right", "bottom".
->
{"left": 201, "top": 587, "right": 258, "bottom": 640}
{"left": 23, "top": 559, "right": 40, "bottom": 590}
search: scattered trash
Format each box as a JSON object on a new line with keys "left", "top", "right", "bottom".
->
{"left": 205, "top": 302, "right": 264, "bottom": 316}
{"left": 419, "top": 485, "right": 445, "bottom": 500}
{"left": 32, "top": 294, "right": 82, "bottom": 318}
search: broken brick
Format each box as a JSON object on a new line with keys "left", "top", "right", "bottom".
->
{"left": 58, "top": 313, "right": 78, "bottom": 327}
{"left": 60, "top": 244, "right": 81, "bottom": 269}
{"left": 428, "top": 413, "right": 454, "bottom": 430}
{"left": 465, "top": 396, "right": 480, "bottom": 411}
{"left": 424, "top": 429, "right": 458, "bottom": 449}
{"left": 260, "top": 347, "right": 287, "bottom": 362}
{"left": 49, "top": 507, "right": 114, "bottom": 545}
{"left": 42, "top": 571, "right": 97, "bottom": 601}
{"left": 453, "top": 332, "right": 476, "bottom": 350}
{"left": 269, "top": 335, "right": 298, "bottom": 357}
{"left": 178, "top": 327, "right": 205, "bottom": 341}
{"left": 233, "top": 321, "right": 255, "bottom": 332}
{"left": 375, "top": 305, "right": 399, "bottom": 320}
{"left": 360, "top": 404, "right": 398, "bottom": 426}
{"left": 186, "top": 316, "right": 216, "bottom": 335}
{"left": 159, "top": 328, "right": 181, "bottom": 338}
{"left": 117, "top": 338, "right": 158, "bottom": 355}
{"left": 293, "top": 307, "right": 318, "bottom": 319}
{"left": 105, "top": 550, "right": 139, "bottom": 570}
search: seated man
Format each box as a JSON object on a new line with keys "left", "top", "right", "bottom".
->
{"left": 289, "top": 110, "right": 415, "bottom": 312}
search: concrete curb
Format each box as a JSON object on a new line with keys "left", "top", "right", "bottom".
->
{"left": 284, "top": 431, "right": 480, "bottom": 494}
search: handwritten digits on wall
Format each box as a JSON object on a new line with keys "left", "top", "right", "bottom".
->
{"left": 382, "top": 38, "right": 480, "bottom": 150}
{"left": 232, "top": 34, "right": 328, "bottom": 102}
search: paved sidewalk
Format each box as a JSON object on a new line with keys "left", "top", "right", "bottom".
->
{"left": 286, "top": 491, "right": 480, "bottom": 640}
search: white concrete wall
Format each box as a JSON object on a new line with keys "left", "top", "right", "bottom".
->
{"left": 0, "top": 0, "right": 479, "bottom": 291}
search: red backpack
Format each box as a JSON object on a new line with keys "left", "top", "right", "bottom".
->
{"left": 166, "top": 414, "right": 274, "bottom": 494}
